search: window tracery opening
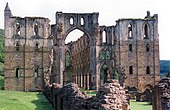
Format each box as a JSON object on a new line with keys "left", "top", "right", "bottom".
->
{"left": 99, "top": 50, "right": 110, "bottom": 60}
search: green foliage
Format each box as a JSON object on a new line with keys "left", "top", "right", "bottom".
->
{"left": 0, "top": 29, "right": 4, "bottom": 63}
{"left": 0, "top": 90, "right": 53, "bottom": 110}
{"left": 160, "top": 60, "right": 170, "bottom": 74}
{"left": 0, "top": 75, "right": 4, "bottom": 89}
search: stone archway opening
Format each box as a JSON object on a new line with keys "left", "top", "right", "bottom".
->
{"left": 100, "top": 64, "right": 111, "bottom": 86}
{"left": 64, "top": 28, "right": 90, "bottom": 88}
{"left": 65, "top": 29, "right": 84, "bottom": 44}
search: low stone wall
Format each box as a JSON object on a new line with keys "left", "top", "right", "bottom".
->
{"left": 152, "top": 76, "right": 170, "bottom": 110}
{"left": 44, "top": 79, "right": 130, "bottom": 110}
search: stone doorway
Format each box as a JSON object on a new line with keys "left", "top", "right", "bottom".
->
{"left": 100, "top": 64, "right": 110, "bottom": 86}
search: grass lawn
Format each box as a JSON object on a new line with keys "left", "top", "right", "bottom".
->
{"left": 0, "top": 90, "right": 53, "bottom": 110}
{"left": 130, "top": 100, "right": 152, "bottom": 110}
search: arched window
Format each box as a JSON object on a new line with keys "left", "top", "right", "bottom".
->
{"left": 146, "top": 66, "right": 150, "bottom": 74}
{"left": 16, "top": 42, "right": 20, "bottom": 51}
{"left": 16, "top": 23, "right": 21, "bottom": 35}
{"left": 128, "top": 24, "right": 132, "bottom": 38}
{"left": 35, "top": 42, "right": 39, "bottom": 51}
{"left": 129, "top": 44, "right": 132, "bottom": 52}
{"left": 16, "top": 67, "right": 20, "bottom": 79}
{"left": 146, "top": 44, "right": 150, "bottom": 52}
{"left": 129, "top": 66, "right": 133, "bottom": 74}
{"left": 70, "top": 17, "right": 74, "bottom": 25}
{"left": 144, "top": 24, "right": 149, "bottom": 39}
{"left": 34, "top": 23, "right": 39, "bottom": 35}
{"left": 34, "top": 67, "right": 38, "bottom": 78}
{"left": 80, "top": 17, "right": 84, "bottom": 25}
{"left": 102, "top": 30, "right": 106, "bottom": 43}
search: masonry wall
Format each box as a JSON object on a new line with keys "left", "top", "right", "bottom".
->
{"left": 115, "top": 13, "right": 160, "bottom": 93}
{"left": 4, "top": 8, "right": 53, "bottom": 91}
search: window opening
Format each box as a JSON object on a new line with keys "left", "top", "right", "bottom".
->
{"left": 16, "top": 23, "right": 21, "bottom": 35}
{"left": 16, "top": 67, "right": 20, "bottom": 78}
{"left": 129, "top": 44, "right": 132, "bottom": 52}
{"left": 16, "top": 42, "right": 20, "bottom": 51}
{"left": 128, "top": 24, "right": 132, "bottom": 38}
{"left": 70, "top": 17, "right": 74, "bottom": 25}
{"left": 146, "top": 44, "right": 150, "bottom": 52}
{"left": 34, "top": 23, "right": 39, "bottom": 35}
{"left": 102, "top": 30, "right": 106, "bottom": 43}
{"left": 129, "top": 66, "right": 133, "bottom": 74}
{"left": 80, "top": 17, "right": 84, "bottom": 25}
{"left": 144, "top": 24, "right": 148, "bottom": 38}
{"left": 34, "top": 67, "right": 38, "bottom": 78}
{"left": 146, "top": 66, "right": 150, "bottom": 74}
{"left": 35, "top": 42, "right": 39, "bottom": 51}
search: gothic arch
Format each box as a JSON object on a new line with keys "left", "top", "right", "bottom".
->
{"left": 144, "top": 84, "right": 153, "bottom": 92}
{"left": 143, "top": 23, "right": 150, "bottom": 39}
{"left": 64, "top": 26, "right": 91, "bottom": 41}
{"left": 99, "top": 62, "right": 114, "bottom": 86}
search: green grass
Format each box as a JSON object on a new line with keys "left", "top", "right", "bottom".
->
{"left": 130, "top": 100, "right": 152, "bottom": 110}
{"left": 0, "top": 90, "right": 53, "bottom": 110}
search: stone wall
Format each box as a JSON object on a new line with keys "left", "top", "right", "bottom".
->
{"left": 44, "top": 79, "right": 130, "bottom": 110}
{"left": 152, "top": 75, "right": 170, "bottom": 110}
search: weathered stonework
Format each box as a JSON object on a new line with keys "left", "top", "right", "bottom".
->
{"left": 4, "top": 3, "right": 160, "bottom": 94}
{"left": 152, "top": 74, "right": 170, "bottom": 110}
{"left": 4, "top": 3, "right": 53, "bottom": 91}
{"left": 44, "top": 79, "right": 130, "bottom": 110}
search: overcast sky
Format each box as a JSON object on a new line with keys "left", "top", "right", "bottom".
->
{"left": 0, "top": 0, "right": 169, "bottom": 60}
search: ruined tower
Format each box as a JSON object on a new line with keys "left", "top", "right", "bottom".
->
{"left": 4, "top": 3, "right": 53, "bottom": 91}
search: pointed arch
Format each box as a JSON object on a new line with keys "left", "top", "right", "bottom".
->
{"left": 99, "top": 62, "right": 114, "bottom": 86}
{"left": 128, "top": 24, "right": 132, "bottom": 38}
{"left": 144, "top": 24, "right": 150, "bottom": 39}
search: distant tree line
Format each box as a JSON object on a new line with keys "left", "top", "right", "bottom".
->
{"left": 160, "top": 60, "right": 170, "bottom": 74}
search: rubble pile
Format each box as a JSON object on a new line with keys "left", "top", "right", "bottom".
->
{"left": 44, "top": 79, "right": 130, "bottom": 110}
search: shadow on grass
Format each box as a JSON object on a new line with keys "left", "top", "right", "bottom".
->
{"left": 31, "top": 92, "right": 54, "bottom": 110}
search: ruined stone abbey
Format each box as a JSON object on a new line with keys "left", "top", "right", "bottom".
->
{"left": 4, "top": 3, "right": 160, "bottom": 95}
